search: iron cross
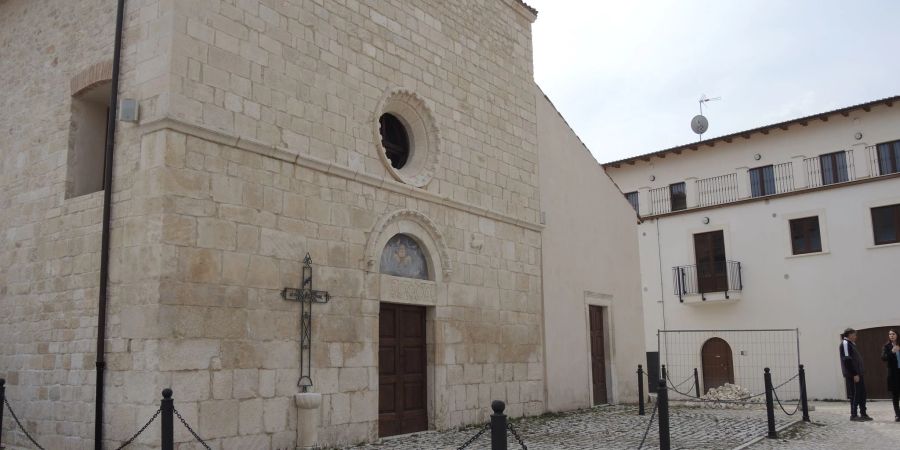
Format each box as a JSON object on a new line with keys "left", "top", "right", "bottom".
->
{"left": 281, "top": 253, "right": 330, "bottom": 392}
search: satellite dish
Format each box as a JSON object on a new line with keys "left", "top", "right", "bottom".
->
{"left": 691, "top": 114, "right": 709, "bottom": 135}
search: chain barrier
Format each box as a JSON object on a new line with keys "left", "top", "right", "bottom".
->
{"left": 3, "top": 397, "right": 47, "bottom": 450}
{"left": 637, "top": 397, "right": 659, "bottom": 449}
{"left": 507, "top": 422, "right": 527, "bottom": 449}
{"left": 666, "top": 372, "right": 800, "bottom": 405}
{"left": 456, "top": 423, "right": 490, "bottom": 450}
{"left": 113, "top": 408, "right": 161, "bottom": 450}
{"left": 174, "top": 408, "right": 212, "bottom": 450}
{"left": 670, "top": 373, "right": 694, "bottom": 389}
{"left": 665, "top": 373, "right": 695, "bottom": 397}
{"left": 771, "top": 382, "right": 801, "bottom": 416}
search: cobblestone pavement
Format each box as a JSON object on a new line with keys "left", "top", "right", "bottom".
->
{"left": 749, "top": 400, "right": 900, "bottom": 449}
{"left": 341, "top": 404, "right": 796, "bottom": 449}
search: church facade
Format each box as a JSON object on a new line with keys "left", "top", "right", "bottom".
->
{"left": 0, "top": 1, "right": 644, "bottom": 448}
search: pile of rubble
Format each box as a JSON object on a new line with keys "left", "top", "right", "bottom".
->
{"left": 698, "top": 383, "right": 761, "bottom": 409}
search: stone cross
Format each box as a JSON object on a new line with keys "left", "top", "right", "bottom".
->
{"left": 281, "top": 253, "right": 330, "bottom": 392}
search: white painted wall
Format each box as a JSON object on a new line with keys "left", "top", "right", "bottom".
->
{"left": 536, "top": 87, "right": 646, "bottom": 410}
{"left": 607, "top": 102, "right": 900, "bottom": 399}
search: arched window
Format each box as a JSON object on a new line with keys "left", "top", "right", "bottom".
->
{"left": 380, "top": 234, "right": 429, "bottom": 280}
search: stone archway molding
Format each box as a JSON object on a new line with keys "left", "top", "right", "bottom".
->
{"left": 71, "top": 60, "right": 114, "bottom": 95}
{"left": 365, "top": 209, "right": 452, "bottom": 279}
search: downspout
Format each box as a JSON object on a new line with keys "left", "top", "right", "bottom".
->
{"left": 95, "top": 0, "right": 126, "bottom": 448}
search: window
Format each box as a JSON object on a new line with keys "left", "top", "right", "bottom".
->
{"left": 624, "top": 191, "right": 639, "bottom": 212}
{"left": 375, "top": 89, "right": 441, "bottom": 187}
{"left": 669, "top": 182, "right": 686, "bottom": 211}
{"left": 749, "top": 165, "right": 776, "bottom": 197}
{"left": 789, "top": 217, "right": 822, "bottom": 254}
{"left": 379, "top": 113, "right": 410, "bottom": 169}
{"left": 819, "top": 151, "right": 849, "bottom": 185}
{"left": 67, "top": 81, "right": 112, "bottom": 197}
{"left": 876, "top": 139, "right": 900, "bottom": 175}
{"left": 871, "top": 204, "right": 900, "bottom": 245}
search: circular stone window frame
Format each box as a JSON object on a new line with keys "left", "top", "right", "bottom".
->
{"left": 374, "top": 88, "right": 441, "bottom": 188}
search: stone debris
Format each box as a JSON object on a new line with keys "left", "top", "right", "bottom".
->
{"left": 698, "top": 383, "right": 761, "bottom": 409}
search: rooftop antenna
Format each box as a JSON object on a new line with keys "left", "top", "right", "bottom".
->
{"left": 691, "top": 94, "right": 721, "bottom": 141}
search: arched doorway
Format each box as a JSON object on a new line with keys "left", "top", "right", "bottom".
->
{"left": 378, "top": 234, "right": 430, "bottom": 437}
{"left": 701, "top": 337, "right": 735, "bottom": 393}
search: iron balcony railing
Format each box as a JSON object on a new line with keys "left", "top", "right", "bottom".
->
{"left": 696, "top": 173, "right": 738, "bottom": 207}
{"left": 648, "top": 185, "right": 672, "bottom": 215}
{"left": 672, "top": 260, "right": 743, "bottom": 302}
{"left": 803, "top": 149, "right": 855, "bottom": 188}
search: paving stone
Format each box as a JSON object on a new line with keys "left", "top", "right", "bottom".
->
{"left": 343, "top": 404, "right": 796, "bottom": 449}
{"left": 749, "top": 401, "right": 900, "bottom": 449}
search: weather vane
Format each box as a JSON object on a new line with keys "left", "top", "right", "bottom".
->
{"left": 691, "top": 94, "right": 721, "bottom": 141}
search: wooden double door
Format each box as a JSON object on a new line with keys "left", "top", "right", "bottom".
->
{"left": 694, "top": 230, "right": 728, "bottom": 293}
{"left": 855, "top": 325, "right": 900, "bottom": 399}
{"left": 378, "top": 303, "right": 427, "bottom": 437}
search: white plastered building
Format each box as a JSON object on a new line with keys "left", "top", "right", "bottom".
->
{"left": 605, "top": 96, "right": 900, "bottom": 400}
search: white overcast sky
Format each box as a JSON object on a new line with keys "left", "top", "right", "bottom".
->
{"left": 526, "top": 0, "right": 900, "bottom": 163}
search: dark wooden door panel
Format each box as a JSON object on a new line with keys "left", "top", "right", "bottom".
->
{"left": 589, "top": 305, "right": 608, "bottom": 405}
{"left": 379, "top": 303, "right": 427, "bottom": 437}
{"left": 701, "top": 337, "right": 735, "bottom": 393}
{"left": 694, "top": 231, "right": 728, "bottom": 293}
{"left": 856, "top": 326, "right": 900, "bottom": 399}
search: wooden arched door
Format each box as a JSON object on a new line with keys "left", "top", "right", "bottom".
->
{"left": 701, "top": 337, "right": 735, "bottom": 393}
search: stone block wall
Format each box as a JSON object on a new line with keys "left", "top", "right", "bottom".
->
{"left": 0, "top": 0, "right": 173, "bottom": 448}
{"left": 0, "top": 0, "right": 547, "bottom": 447}
{"left": 146, "top": 125, "right": 544, "bottom": 446}
{"left": 167, "top": 0, "right": 541, "bottom": 224}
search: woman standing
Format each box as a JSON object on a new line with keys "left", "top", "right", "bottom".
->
{"left": 882, "top": 329, "right": 900, "bottom": 421}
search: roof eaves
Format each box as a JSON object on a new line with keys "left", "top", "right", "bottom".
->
{"left": 603, "top": 94, "right": 900, "bottom": 168}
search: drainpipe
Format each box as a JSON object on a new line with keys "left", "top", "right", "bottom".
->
{"left": 95, "top": 0, "right": 126, "bottom": 448}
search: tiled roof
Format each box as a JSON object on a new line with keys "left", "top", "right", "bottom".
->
{"left": 603, "top": 94, "right": 900, "bottom": 168}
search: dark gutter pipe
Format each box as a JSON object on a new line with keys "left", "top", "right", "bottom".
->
{"left": 95, "top": 0, "right": 126, "bottom": 448}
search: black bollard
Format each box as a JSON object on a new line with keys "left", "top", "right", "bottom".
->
{"left": 798, "top": 364, "right": 810, "bottom": 422}
{"left": 490, "top": 400, "right": 508, "bottom": 450}
{"left": 764, "top": 368, "right": 777, "bottom": 439}
{"left": 161, "top": 388, "right": 174, "bottom": 450}
{"left": 693, "top": 368, "right": 701, "bottom": 398}
{"left": 657, "top": 379, "right": 670, "bottom": 450}
{"left": 1, "top": 378, "right": 5, "bottom": 448}
{"left": 638, "top": 365, "right": 645, "bottom": 415}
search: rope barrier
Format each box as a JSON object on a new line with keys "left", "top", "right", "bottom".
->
{"left": 637, "top": 397, "right": 659, "bottom": 449}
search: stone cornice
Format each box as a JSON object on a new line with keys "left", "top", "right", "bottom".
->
{"left": 138, "top": 117, "right": 544, "bottom": 232}
{"left": 503, "top": 0, "right": 538, "bottom": 22}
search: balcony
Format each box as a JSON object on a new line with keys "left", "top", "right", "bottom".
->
{"left": 672, "top": 261, "right": 743, "bottom": 303}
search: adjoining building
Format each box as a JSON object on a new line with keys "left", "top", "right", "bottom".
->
{"left": 605, "top": 96, "right": 900, "bottom": 400}
{"left": 0, "top": 1, "right": 644, "bottom": 448}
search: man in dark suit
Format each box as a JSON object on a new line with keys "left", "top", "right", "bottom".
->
{"left": 840, "top": 328, "right": 871, "bottom": 421}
